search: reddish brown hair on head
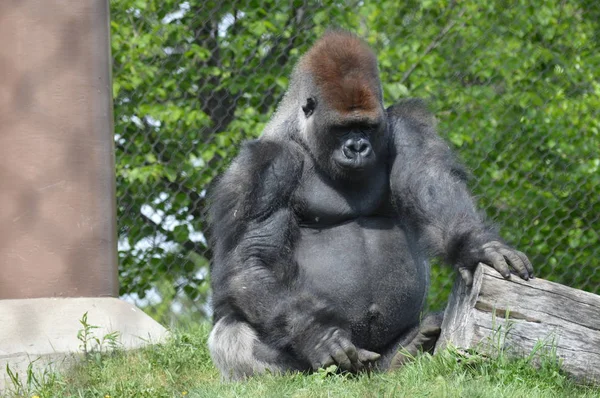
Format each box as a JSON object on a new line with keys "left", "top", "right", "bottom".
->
{"left": 301, "top": 31, "right": 381, "bottom": 115}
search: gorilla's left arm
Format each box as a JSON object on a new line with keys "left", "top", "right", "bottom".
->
{"left": 387, "top": 99, "right": 533, "bottom": 285}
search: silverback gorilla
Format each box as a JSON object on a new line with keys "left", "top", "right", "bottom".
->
{"left": 207, "top": 30, "right": 533, "bottom": 380}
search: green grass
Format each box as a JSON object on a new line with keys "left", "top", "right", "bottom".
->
{"left": 4, "top": 322, "right": 599, "bottom": 398}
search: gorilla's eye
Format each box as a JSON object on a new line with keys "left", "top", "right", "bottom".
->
{"left": 302, "top": 97, "right": 317, "bottom": 118}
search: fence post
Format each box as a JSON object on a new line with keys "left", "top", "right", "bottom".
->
{"left": 0, "top": 1, "right": 166, "bottom": 388}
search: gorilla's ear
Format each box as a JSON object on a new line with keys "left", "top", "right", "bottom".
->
{"left": 302, "top": 97, "right": 317, "bottom": 118}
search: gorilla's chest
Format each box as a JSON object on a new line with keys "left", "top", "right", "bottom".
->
{"left": 292, "top": 169, "right": 429, "bottom": 350}
{"left": 294, "top": 167, "right": 391, "bottom": 226}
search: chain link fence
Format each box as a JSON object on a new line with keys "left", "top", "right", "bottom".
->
{"left": 110, "top": 0, "right": 600, "bottom": 325}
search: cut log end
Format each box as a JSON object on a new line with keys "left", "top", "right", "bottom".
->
{"left": 435, "top": 263, "right": 600, "bottom": 384}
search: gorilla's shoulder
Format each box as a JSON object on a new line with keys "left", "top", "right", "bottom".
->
{"left": 386, "top": 98, "right": 436, "bottom": 128}
{"left": 208, "top": 138, "right": 304, "bottom": 236}
{"left": 235, "top": 138, "right": 304, "bottom": 177}
{"left": 214, "top": 138, "right": 304, "bottom": 205}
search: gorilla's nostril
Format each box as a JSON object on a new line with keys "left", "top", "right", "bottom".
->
{"left": 343, "top": 144, "right": 356, "bottom": 159}
{"left": 357, "top": 141, "right": 371, "bottom": 154}
{"left": 360, "top": 145, "right": 372, "bottom": 157}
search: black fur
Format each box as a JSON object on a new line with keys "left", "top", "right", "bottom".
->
{"left": 207, "top": 34, "right": 532, "bottom": 381}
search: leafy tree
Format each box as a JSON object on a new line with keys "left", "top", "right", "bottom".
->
{"left": 110, "top": 0, "right": 600, "bottom": 321}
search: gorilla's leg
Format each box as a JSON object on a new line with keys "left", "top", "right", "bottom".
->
{"left": 208, "top": 315, "right": 301, "bottom": 381}
{"left": 376, "top": 312, "right": 444, "bottom": 371}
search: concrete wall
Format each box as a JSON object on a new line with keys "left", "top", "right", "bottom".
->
{"left": 0, "top": 0, "right": 118, "bottom": 298}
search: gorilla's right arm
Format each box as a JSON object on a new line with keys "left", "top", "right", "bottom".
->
{"left": 208, "top": 139, "right": 376, "bottom": 371}
{"left": 387, "top": 99, "right": 533, "bottom": 286}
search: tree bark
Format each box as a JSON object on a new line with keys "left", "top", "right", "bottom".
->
{"left": 436, "top": 264, "right": 600, "bottom": 384}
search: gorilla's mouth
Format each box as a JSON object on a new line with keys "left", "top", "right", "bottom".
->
{"left": 335, "top": 151, "right": 374, "bottom": 171}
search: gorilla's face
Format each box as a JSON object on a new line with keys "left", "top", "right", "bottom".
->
{"left": 301, "top": 96, "right": 386, "bottom": 181}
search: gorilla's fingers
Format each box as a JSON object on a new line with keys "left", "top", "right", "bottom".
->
{"left": 330, "top": 343, "right": 352, "bottom": 371}
{"left": 338, "top": 336, "right": 359, "bottom": 364}
{"left": 500, "top": 248, "right": 529, "bottom": 280}
{"left": 459, "top": 267, "right": 473, "bottom": 287}
{"left": 315, "top": 352, "right": 335, "bottom": 371}
{"left": 357, "top": 348, "right": 380, "bottom": 363}
{"left": 486, "top": 250, "right": 511, "bottom": 279}
{"left": 516, "top": 250, "right": 534, "bottom": 278}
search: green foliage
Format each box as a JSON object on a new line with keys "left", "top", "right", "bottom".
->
{"left": 77, "top": 312, "right": 122, "bottom": 366}
{"left": 4, "top": 360, "right": 60, "bottom": 398}
{"left": 110, "top": 1, "right": 600, "bottom": 318}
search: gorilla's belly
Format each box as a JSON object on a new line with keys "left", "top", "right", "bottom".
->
{"left": 295, "top": 217, "right": 430, "bottom": 350}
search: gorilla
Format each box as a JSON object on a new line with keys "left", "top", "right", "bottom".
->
{"left": 207, "top": 30, "right": 533, "bottom": 380}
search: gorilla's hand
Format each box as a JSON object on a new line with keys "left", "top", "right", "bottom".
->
{"left": 300, "top": 327, "right": 380, "bottom": 372}
{"left": 458, "top": 240, "right": 533, "bottom": 286}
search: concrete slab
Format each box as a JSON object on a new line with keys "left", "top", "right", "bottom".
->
{"left": 0, "top": 297, "right": 169, "bottom": 391}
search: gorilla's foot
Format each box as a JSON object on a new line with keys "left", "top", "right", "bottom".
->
{"left": 389, "top": 312, "right": 444, "bottom": 370}
{"left": 208, "top": 316, "right": 301, "bottom": 381}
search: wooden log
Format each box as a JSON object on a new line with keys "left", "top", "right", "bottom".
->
{"left": 435, "top": 264, "right": 600, "bottom": 383}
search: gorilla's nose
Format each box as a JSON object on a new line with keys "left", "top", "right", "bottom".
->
{"left": 343, "top": 137, "right": 372, "bottom": 159}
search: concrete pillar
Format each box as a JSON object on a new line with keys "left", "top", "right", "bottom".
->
{"left": 0, "top": 0, "right": 118, "bottom": 298}
{"left": 0, "top": 1, "right": 168, "bottom": 390}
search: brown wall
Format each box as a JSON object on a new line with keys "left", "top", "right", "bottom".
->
{"left": 0, "top": 1, "right": 118, "bottom": 298}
